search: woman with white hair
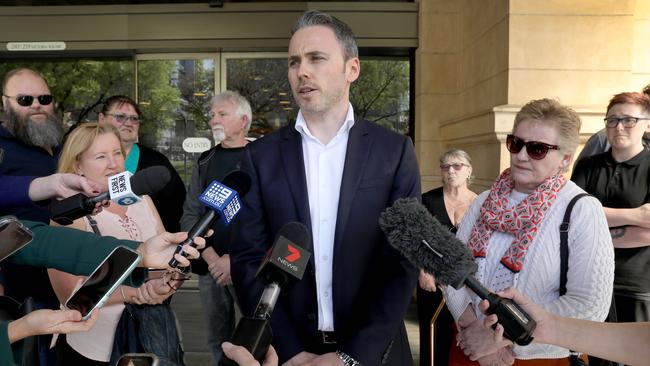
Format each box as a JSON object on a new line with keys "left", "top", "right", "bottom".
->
{"left": 418, "top": 148, "right": 477, "bottom": 366}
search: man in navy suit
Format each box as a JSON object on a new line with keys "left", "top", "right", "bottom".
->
{"left": 230, "top": 10, "right": 420, "bottom": 366}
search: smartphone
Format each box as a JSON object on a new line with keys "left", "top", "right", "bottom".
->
{"left": 116, "top": 353, "right": 159, "bottom": 366}
{"left": 65, "top": 246, "right": 141, "bottom": 320}
{"left": 0, "top": 215, "right": 34, "bottom": 263}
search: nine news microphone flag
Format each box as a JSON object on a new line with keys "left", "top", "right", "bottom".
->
{"left": 168, "top": 171, "right": 251, "bottom": 268}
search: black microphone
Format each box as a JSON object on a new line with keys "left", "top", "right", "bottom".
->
{"left": 50, "top": 166, "right": 171, "bottom": 225}
{"left": 168, "top": 170, "right": 251, "bottom": 268}
{"left": 379, "top": 198, "right": 537, "bottom": 346}
{"left": 219, "top": 221, "right": 311, "bottom": 366}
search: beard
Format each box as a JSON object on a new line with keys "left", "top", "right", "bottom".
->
{"left": 212, "top": 127, "right": 225, "bottom": 145}
{"left": 3, "top": 105, "right": 63, "bottom": 149}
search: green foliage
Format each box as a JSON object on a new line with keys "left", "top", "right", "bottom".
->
{"left": 137, "top": 60, "right": 181, "bottom": 143}
{"left": 224, "top": 58, "right": 410, "bottom": 137}
{"left": 1, "top": 56, "right": 410, "bottom": 143}
{"left": 226, "top": 58, "right": 296, "bottom": 138}
{"left": 351, "top": 59, "right": 410, "bottom": 133}
{"left": 178, "top": 59, "right": 214, "bottom": 133}
{"left": 0, "top": 60, "right": 134, "bottom": 125}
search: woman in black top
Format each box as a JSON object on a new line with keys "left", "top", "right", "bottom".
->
{"left": 418, "top": 149, "right": 477, "bottom": 366}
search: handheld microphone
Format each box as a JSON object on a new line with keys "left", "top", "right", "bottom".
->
{"left": 379, "top": 198, "right": 537, "bottom": 346}
{"left": 50, "top": 166, "right": 171, "bottom": 225}
{"left": 219, "top": 221, "right": 311, "bottom": 366}
{"left": 168, "top": 170, "right": 251, "bottom": 268}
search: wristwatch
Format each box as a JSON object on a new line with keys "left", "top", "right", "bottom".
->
{"left": 336, "top": 350, "right": 361, "bottom": 366}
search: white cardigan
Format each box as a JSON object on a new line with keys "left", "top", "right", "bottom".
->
{"left": 445, "top": 180, "right": 614, "bottom": 360}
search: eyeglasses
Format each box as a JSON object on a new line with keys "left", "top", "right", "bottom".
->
{"left": 604, "top": 116, "right": 649, "bottom": 128}
{"left": 106, "top": 113, "right": 140, "bottom": 124}
{"left": 3, "top": 94, "right": 53, "bottom": 107}
{"left": 440, "top": 163, "right": 467, "bottom": 171}
{"left": 161, "top": 268, "right": 191, "bottom": 291}
{"left": 506, "top": 134, "right": 560, "bottom": 160}
{"left": 146, "top": 268, "right": 192, "bottom": 291}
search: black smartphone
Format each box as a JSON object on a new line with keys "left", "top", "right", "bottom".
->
{"left": 116, "top": 353, "right": 159, "bottom": 366}
{"left": 0, "top": 215, "right": 34, "bottom": 263}
{"left": 65, "top": 246, "right": 141, "bottom": 320}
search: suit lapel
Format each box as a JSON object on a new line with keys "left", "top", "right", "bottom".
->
{"left": 279, "top": 126, "right": 312, "bottom": 231}
{"left": 334, "top": 117, "right": 371, "bottom": 251}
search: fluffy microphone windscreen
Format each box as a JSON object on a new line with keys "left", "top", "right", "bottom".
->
{"left": 222, "top": 170, "right": 252, "bottom": 198}
{"left": 379, "top": 197, "right": 476, "bottom": 288}
{"left": 130, "top": 166, "right": 170, "bottom": 196}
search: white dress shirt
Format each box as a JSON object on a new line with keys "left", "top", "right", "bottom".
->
{"left": 294, "top": 104, "right": 355, "bottom": 331}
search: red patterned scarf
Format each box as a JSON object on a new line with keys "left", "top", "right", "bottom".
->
{"left": 468, "top": 168, "right": 566, "bottom": 272}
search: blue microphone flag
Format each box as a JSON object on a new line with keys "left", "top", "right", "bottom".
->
{"left": 198, "top": 180, "right": 242, "bottom": 225}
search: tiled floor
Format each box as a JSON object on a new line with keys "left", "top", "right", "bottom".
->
{"left": 172, "top": 280, "right": 422, "bottom": 366}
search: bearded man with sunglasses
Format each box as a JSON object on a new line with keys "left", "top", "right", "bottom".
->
{"left": 1, "top": 68, "right": 63, "bottom": 222}
{"left": 572, "top": 92, "right": 650, "bottom": 329}
{"left": 445, "top": 98, "right": 614, "bottom": 365}
{"left": 0, "top": 67, "right": 69, "bottom": 366}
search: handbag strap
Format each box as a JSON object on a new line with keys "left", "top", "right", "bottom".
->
{"left": 86, "top": 215, "right": 102, "bottom": 236}
{"left": 559, "top": 193, "right": 590, "bottom": 364}
{"left": 559, "top": 193, "right": 589, "bottom": 296}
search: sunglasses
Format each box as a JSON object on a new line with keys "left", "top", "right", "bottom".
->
{"left": 506, "top": 134, "right": 560, "bottom": 160}
{"left": 105, "top": 113, "right": 140, "bottom": 124}
{"left": 3, "top": 94, "right": 53, "bottom": 107}
{"left": 440, "top": 163, "right": 467, "bottom": 171}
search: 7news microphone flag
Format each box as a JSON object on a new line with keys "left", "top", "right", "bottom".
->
{"left": 219, "top": 221, "right": 311, "bottom": 366}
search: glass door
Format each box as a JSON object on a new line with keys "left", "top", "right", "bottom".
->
{"left": 221, "top": 52, "right": 296, "bottom": 139}
{"left": 136, "top": 53, "right": 218, "bottom": 184}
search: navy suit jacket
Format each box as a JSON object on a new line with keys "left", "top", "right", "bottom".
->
{"left": 230, "top": 117, "right": 420, "bottom": 365}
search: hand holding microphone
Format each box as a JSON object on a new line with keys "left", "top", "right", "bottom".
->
{"left": 50, "top": 166, "right": 171, "bottom": 225}
{"left": 29, "top": 173, "right": 104, "bottom": 201}
{"left": 168, "top": 171, "right": 251, "bottom": 268}
{"left": 219, "top": 222, "right": 311, "bottom": 366}
{"left": 379, "top": 198, "right": 537, "bottom": 346}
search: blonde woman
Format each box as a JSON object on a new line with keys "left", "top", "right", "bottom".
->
{"left": 49, "top": 123, "right": 175, "bottom": 365}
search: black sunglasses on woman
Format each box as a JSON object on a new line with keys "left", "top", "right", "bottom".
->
{"left": 506, "top": 134, "right": 560, "bottom": 160}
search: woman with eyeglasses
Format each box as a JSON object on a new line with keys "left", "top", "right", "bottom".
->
{"left": 445, "top": 99, "right": 614, "bottom": 365}
{"left": 98, "top": 95, "right": 186, "bottom": 233}
{"left": 47, "top": 123, "right": 181, "bottom": 365}
{"left": 572, "top": 92, "right": 650, "bottom": 330}
{"left": 418, "top": 149, "right": 476, "bottom": 366}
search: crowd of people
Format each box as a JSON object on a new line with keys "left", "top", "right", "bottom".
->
{"left": 1, "top": 8, "right": 649, "bottom": 366}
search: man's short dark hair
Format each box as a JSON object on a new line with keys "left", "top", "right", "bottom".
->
{"left": 291, "top": 10, "right": 358, "bottom": 60}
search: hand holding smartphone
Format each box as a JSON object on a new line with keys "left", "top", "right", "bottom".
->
{"left": 64, "top": 246, "right": 141, "bottom": 320}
